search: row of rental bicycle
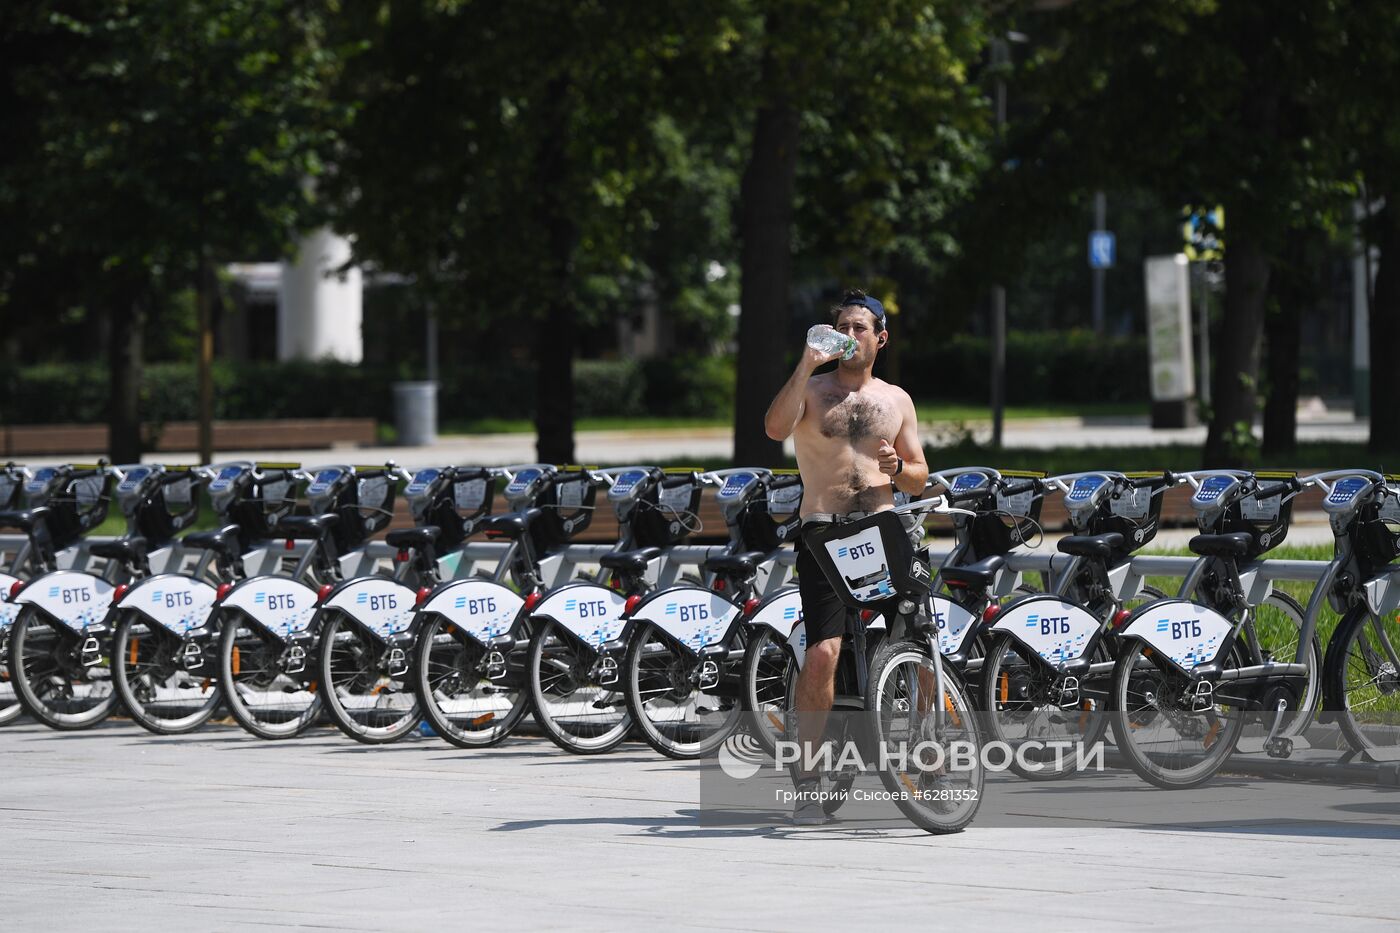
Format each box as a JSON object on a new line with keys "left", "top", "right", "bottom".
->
{"left": 1, "top": 459, "right": 1399, "bottom": 832}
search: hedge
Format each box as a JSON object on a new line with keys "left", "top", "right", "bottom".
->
{"left": 0, "top": 331, "right": 1144, "bottom": 426}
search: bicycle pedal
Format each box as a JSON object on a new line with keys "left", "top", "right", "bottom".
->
{"left": 181, "top": 641, "right": 204, "bottom": 670}
{"left": 282, "top": 644, "right": 307, "bottom": 674}
{"left": 79, "top": 636, "right": 103, "bottom": 667}
{"left": 1057, "top": 675, "right": 1080, "bottom": 706}
{"left": 385, "top": 648, "right": 409, "bottom": 678}
{"left": 698, "top": 660, "right": 720, "bottom": 689}
{"left": 1188, "top": 680, "right": 1214, "bottom": 713}
{"left": 484, "top": 650, "right": 507, "bottom": 680}
{"left": 1264, "top": 737, "right": 1294, "bottom": 759}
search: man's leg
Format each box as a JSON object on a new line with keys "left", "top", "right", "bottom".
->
{"left": 793, "top": 636, "right": 841, "bottom": 777}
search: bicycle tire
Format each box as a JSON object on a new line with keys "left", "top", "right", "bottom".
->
{"left": 318, "top": 612, "right": 421, "bottom": 744}
{"left": 6, "top": 606, "right": 117, "bottom": 730}
{"left": 411, "top": 613, "right": 530, "bottom": 748}
{"left": 216, "top": 609, "right": 322, "bottom": 739}
{"left": 622, "top": 621, "right": 743, "bottom": 760}
{"left": 740, "top": 624, "right": 795, "bottom": 757}
{"left": 866, "top": 638, "right": 984, "bottom": 834}
{"left": 111, "top": 610, "right": 221, "bottom": 734}
{"left": 527, "top": 619, "right": 631, "bottom": 754}
{"left": 1323, "top": 604, "right": 1400, "bottom": 752}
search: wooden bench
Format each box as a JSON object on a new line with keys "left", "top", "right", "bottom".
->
{"left": 1, "top": 419, "right": 378, "bottom": 457}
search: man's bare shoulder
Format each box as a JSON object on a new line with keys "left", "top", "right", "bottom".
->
{"left": 871, "top": 378, "right": 914, "bottom": 405}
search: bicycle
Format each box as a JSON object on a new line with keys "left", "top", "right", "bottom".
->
{"left": 109, "top": 461, "right": 300, "bottom": 734}
{"left": 212, "top": 462, "right": 400, "bottom": 739}
{"left": 8, "top": 463, "right": 201, "bottom": 730}
{"left": 979, "top": 470, "right": 1177, "bottom": 778}
{"left": 619, "top": 468, "right": 800, "bottom": 759}
{"left": 1109, "top": 470, "right": 1319, "bottom": 788}
{"left": 796, "top": 495, "right": 985, "bottom": 833}
{"left": 1309, "top": 471, "right": 1400, "bottom": 753}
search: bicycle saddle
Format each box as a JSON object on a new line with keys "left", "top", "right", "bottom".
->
{"left": 940, "top": 554, "right": 1005, "bottom": 588}
{"left": 0, "top": 506, "right": 48, "bottom": 533}
{"left": 599, "top": 547, "right": 664, "bottom": 576}
{"left": 185, "top": 524, "right": 244, "bottom": 562}
{"left": 276, "top": 513, "right": 340, "bottom": 539}
{"left": 385, "top": 526, "right": 441, "bottom": 550}
{"left": 482, "top": 509, "right": 543, "bottom": 538}
{"left": 90, "top": 536, "right": 149, "bottom": 566}
{"left": 1188, "top": 532, "right": 1254, "bottom": 558}
{"left": 1056, "top": 533, "right": 1124, "bottom": 559}
{"left": 703, "top": 551, "right": 767, "bottom": 577}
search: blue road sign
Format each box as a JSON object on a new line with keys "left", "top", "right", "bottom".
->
{"left": 1089, "top": 230, "right": 1116, "bottom": 269}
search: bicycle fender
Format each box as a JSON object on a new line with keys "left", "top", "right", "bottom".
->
{"left": 531, "top": 581, "right": 628, "bottom": 648}
{"left": 417, "top": 579, "right": 522, "bottom": 643}
{"left": 1118, "top": 598, "right": 1233, "bottom": 671}
{"left": 989, "top": 595, "right": 1100, "bottom": 665}
{"left": 629, "top": 585, "right": 742, "bottom": 653}
{"left": 219, "top": 577, "right": 319, "bottom": 638}
{"left": 744, "top": 588, "right": 802, "bottom": 634}
{"left": 114, "top": 573, "right": 216, "bottom": 636}
{"left": 0, "top": 572, "right": 21, "bottom": 629}
{"left": 322, "top": 577, "right": 418, "bottom": 639}
{"left": 10, "top": 571, "right": 113, "bottom": 631}
{"left": 932, "top": 595, "right": 979, "bottom": 656}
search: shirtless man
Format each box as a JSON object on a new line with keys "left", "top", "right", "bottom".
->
{"left": 764, "top": 289, "right": 928, "bottom": 824}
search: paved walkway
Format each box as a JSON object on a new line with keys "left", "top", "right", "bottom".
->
{"left": 3, "top": 721, "right": 1398, "bottom": 930}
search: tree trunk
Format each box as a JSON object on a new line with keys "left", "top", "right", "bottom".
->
{"left": 1203, "top": 226, "right": 1270, "bottom": 467}
{"left": 108, "top": 290, "right": 144, "bottom": 464}
{"left": 733, "top": 50, "right": 800, "bottom": 467}
{"left": 1370, "top": 199, "right": 1400, "bottom": 454}
{"left": 533, "top": 77, "right": 577, "bottom": 465}
{"left": 1261, "top": 231, "right": 1309, "bottom": 456}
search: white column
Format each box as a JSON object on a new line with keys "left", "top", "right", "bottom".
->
{"left": 278, "top": 228, "right": 363, "bottom": 362}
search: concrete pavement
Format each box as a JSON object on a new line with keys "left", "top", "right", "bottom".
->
{"left": 3, "top": 720, "right": 1399, "bottom": 930}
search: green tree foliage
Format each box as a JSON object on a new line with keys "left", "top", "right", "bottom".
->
{"left": 324, "top": 1, "right": 741, "bottom": 462}
{"left": 0, "top": 1, "right": 345, "bottom": 458}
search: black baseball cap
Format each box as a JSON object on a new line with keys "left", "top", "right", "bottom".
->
{"left": 839, "top": 292, "right": 887, "bottom": 330}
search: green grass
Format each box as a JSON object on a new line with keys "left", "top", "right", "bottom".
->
{"left": 913, "top": 401, "right": 1145, "bottom": 422}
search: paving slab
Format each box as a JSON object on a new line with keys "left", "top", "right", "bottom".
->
{"left": 3, "top": 720, "right": 1399, "bottom": 930}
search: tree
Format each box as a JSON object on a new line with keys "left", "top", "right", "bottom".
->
{"left": 729, "top": 0, "right": 991, "bottom": 465}
{"left": 325, "top": 1, "right": 738, "bottom": 463}
{"left": 0, "top": 1, "right": 344, "bottom": 460}
{"left": 959, "top": 1, "right": 1355, "bottom": 466}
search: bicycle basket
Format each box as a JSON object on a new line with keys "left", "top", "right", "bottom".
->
{"left": 1226, "top": 471, "right": 1296, "bottom": 557}
{"left": 738, "top": 473, "right": 803, "bottom": 550}
{"left": 633, "top": 472, "right": 703, "bottom": 547}
{"left": 1356, "top": 496, "right": 1400, "bottom": 571}
{"left": 1090, "top": 472, "right": 1169, "bottom": 556}
{"left": 353, "top": 470, "right": 398, "bottom": 540}
{"left": 802, "top": 511, "right": 931, "bottom": 608}
{"left": 536, "top": 470, "right": 599, "bottom": 550}
{"left": 969, "top": 471, "right": 1045, "bottom": 556}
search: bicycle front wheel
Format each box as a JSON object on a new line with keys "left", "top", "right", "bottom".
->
{"left": 0, "top": 620, "right": 23, "bottom": 725}
{"left": 112, "top": 611, "right": 221, "bottom": 734}
{"left": 867, "top": 639, "right": 984, "bottom": 834}
{"left": 1324, "top": 604, "right": 1400, "bottom": 752}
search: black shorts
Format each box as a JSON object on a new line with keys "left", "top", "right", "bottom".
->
{"left": 795, "top": 534, "right": 851, "bottom": 647}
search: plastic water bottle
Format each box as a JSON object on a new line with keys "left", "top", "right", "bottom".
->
{"left": 806, "top": 324, "right": 856, "bottom": 361}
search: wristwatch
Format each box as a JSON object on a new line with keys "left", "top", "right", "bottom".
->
{"left": 894, "top": 457, "right": 904, "bottom": 476}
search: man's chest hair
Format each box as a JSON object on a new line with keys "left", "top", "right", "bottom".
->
{"left": 812, "top": 386, "right": 896, "bottom": 443}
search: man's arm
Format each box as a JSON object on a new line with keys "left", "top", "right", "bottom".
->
{"left": 764, "top": 346, "right": 834, "bottom": 441}
{"left": 877, "top": 391, "right": 929, "bottom": 495}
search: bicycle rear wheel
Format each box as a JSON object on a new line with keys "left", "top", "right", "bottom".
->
{"left": 411, "top": 613, "right": 529, "bottom": 748}
{"left": 623, "top": 622, "right": 742, "bottom": 759}
{"left": 527, "top": 620, "right": 631, "bottom": 754}
{"left": 7, "top": 607, "right": 116, "bottom": 730}
{"left": 112, "top": 611, "right": 221, "bottom": 734}
{"left": 1109, "top": 640, "right": 1247, "bottom": 789}
{"left": 217, "top": 610, "right": 321, "bottom": 739}
{"left": 0, "top": 621, "right": 22, "bottom": 725}
{"left": 740, "top": 625, "right": 795, "bottom": 756}
{"left": 867, "top": 639, "right": 983, "bottom": 834}
{"left": 318, "top": 612, "right": 420, "bottom": 744}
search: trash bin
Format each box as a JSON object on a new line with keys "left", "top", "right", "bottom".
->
{"left": 392, "top": 380, "right": 438, "bottom": 447}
